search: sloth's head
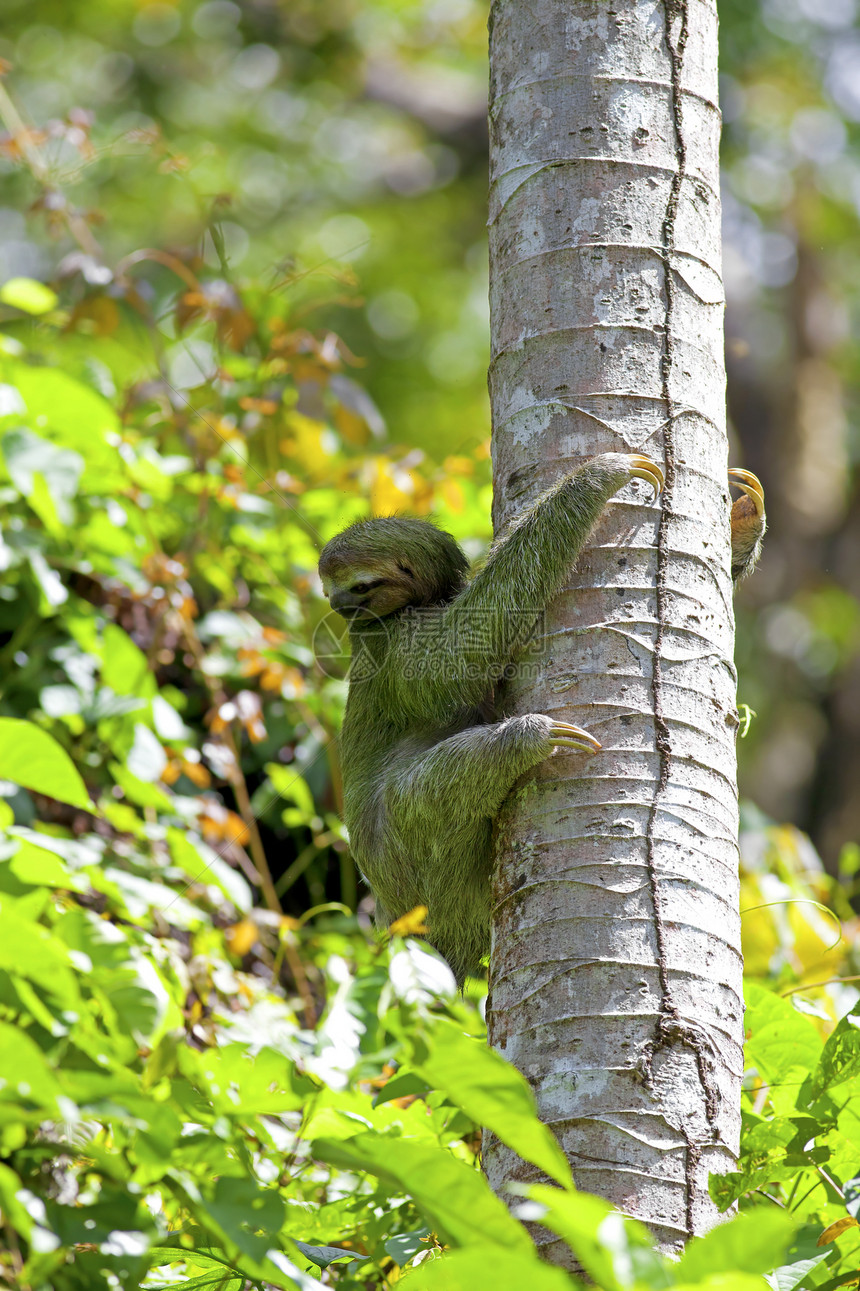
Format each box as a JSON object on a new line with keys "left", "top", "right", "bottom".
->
{"left": 319, "top": 517, "right": 470, "bottom": 620}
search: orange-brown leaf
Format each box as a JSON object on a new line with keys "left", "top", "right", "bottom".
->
{"left": 817, "top": 1217, "right": 859, "bottom": 1246}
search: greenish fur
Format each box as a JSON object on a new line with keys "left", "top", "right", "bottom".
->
{"left": 320, "top": 454, "right": 647, "bottom": 984}
{"left": 319, "top": 455, "right": 765, "bottom": 986}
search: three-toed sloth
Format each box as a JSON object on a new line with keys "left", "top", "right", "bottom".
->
{"left": 319, "top": 453, "right": 766, "bottom": 985}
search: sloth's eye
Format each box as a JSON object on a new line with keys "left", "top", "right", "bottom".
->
{"left": 350, "top": 579, "right": 383, "bottom": 595}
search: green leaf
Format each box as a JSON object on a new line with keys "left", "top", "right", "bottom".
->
{"left": 0, "top": 1163, "right": 33, "bottom": 1238}
{"left": 525, "top": 1184, "right": 658, "bottom": 1291}
{"left": 7, "top": 838, "right": 79, "bottom": 889}
{"left": 201, "top": 1177, "right": 286, "bottom": 1261}
{"left": 0, "top": 277, "right": 58, "bottom": 315}
{"left": 109, "top": 762, "right": 173, "bottom": 809}
{"left": 0, "top": 1019, "right": 63, "bottom": 1111}
{"left": 762, "top": 1223, "right": 834, "bottom": 1291}
{"left": 102, "top": 623, "right": 155, "bottom": 698}
{"left": 167, "top": 828, "right": 253, "bottom": 912}
{"left": 190, "top": 1044, "right": 311, "bottom": 1115}
{"left": 8, "top": 361, "right": 120, "bottom": 465}
{"left": 810, "top": 1001, "right": 860, "bottom": 1098}
{"left": 0, "top": 718, "right": 92, "bottom": 810}
{"left": 675, "top": 1209, "right": 795, "bottom": 1283}
{"left": 293, "top": 1240, "right": 357, "bottom": 1270}
{"left": 744, "top": 983, "right": 823, "bottom": 1091}
{"left": 675, "top": 1278, "right": 772, "bottom": 1290}
{"left": 385, "top": 1227, "right": 433, "bottom": 1265}
{"left": 146, "top": 1276, "right": 242, "bottom": 1291}
{"left": 405, "top": 1246, "right": 582, "bottom": 1290}
{"left": 312, "top": 1132, "right": 532, "bottom": 1252}
{"left": 2, "top": 428, "right": 83, "bottom": 525}
{"left": 409, "top": 1018, "right": 573, "bottom": 1189}
{"left": 373, "top": 1071, "right": 431, "bottom": 1106}
{"left": 126, "top": 723, "right": 168, "bottom": 782}
{"left": 264, "top": 764, "right": 315, "bottom": 813}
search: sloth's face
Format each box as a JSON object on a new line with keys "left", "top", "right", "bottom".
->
{"left": 321, "top": 565, "right": 416, "bottom": 620}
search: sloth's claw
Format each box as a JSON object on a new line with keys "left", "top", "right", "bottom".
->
{"left": 627, "top": 454, "right": 665, "bottom": 498}
{"left": 549, "top": 721, "right": 602, "bottom": 754}
{"left": 729, "top": 467, "right": 765, "bottom": 518}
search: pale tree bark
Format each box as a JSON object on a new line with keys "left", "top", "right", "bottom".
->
{"left": 485, "top": 0, "right": 742, "bottom": 1258}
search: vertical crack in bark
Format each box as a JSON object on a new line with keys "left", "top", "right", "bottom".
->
{"left": 642, "top": 0, "right": 720, "bottom": 1238}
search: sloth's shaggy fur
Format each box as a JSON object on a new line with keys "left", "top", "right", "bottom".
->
{"left": 319, "top": 453, "right": 764, "bottom": 984}
{"left": 320, "top": 454, "right": 656, "bottom": 983}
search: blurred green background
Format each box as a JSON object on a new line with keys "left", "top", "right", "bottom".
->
{"left": 4, "top": 0, "right": 859, "bottom": 871}
{"left": 3, "top": 3, "right": 860, "bottom": 1287}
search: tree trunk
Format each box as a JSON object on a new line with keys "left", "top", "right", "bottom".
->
{"left": 485, "top": 0, "right": 742, "bottom": 1257}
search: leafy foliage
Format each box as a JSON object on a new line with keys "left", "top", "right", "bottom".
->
{"left": 1, "top": 2, "right": 860, "bottom": 1288}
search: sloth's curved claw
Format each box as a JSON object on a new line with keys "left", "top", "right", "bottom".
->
{"left": 549, "top": 721, "right": 602, "bottom": 754}
{"left": 627, "top": 454, "right": 665, "bottom": 499}
{"left": 728, "top": 467, "right": 765, "bottom": 518}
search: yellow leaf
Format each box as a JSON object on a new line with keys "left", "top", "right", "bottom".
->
{"left": 282, "top": 411, "right": 329, "bottom": 476}
{"left": 334, "top": 404, "right": 371, "bottom": 446}
{"left": 817, "top": 1217, "right": 859, "bottom": 1246}
{"left": 226, "top": 918, "right": 258, "bottom": 957}
{"left": 442, "top": 456, "right": 474, "bottom": 477}
{"left": 389, "top": 906, "right": 429, "bottom": 936}
{"left": 438, "top": 479, "right": 465, "bottom": 513}
{"left": 370, "top": 460, "right": 433, "bottom": 516}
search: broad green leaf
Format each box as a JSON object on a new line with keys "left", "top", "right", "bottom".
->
{"left": 27, "top": 468, "right": 63, "bottom": 535}
{"left": 2, "top": 428, "right": 83, "bottom": 524}
{"left": 373, "top": 1071, "right": 431, "bottom": 1106}
{"left": 96, "top": 867, "right": 202, "bottom": 929}
{"left": 167, "top": 828, "right": 253, "bottom": 912}
{"left": 293, "top": 1240, "right": 357, "bottom": 1270}
{"left": 27, "top": 549, "right": 68, "bottom": 608}
{"left": 388, "top": 941, "right": 457, "bottom": 1004}
{"left": 9, "top": 826, "right": 104, "bottom": 871}
{"left": 845, "top": 1175, "right": 860, "bottom": 1218}
{"left": 264, "top": 764, "right": 315, "bottom": 814}
{"left": 109, "top": 763, "right": 173, "bottom": 809}
{"left": 200, "top": 1177, "right": 286, "bottom": 1261}
{"left": 406, "top": 1246, "right": 581, "bottom": 1290}
{"left": 0, "top": 277, "right": 58, "bottom": 314}
{"left": 0, "top": 1020, "right": 63, "bottom": 1111}
{"left": 102, "top": 623, "right": 155, "bottom": 698}
{"left": 525, "top": 1184, "right": 657, "bottom": 1291}
{"left": 312, "top": 1132, "right": 532, "bottom": 1252}
{"left": 147, "top": 1245, "right": 325, "bottom": 1291}
{"left": 409, "top": 1018, "right": 573, "bottom": 1188}
{"left": 7, "top": 838, "right": 82, "bottom": 890}
{"left": 0, "top": 382, "right": 26, "bottom": 417}
{"left": 0, "top": 718, "right": 91, "bottom": 810}
{"left": 145, "top": 1276, "right": 241, "bottom": 1291}
{"left": 40, "top": 685, "right": 83, "bottom": 718}
{"left": 744, "top": 982, "right": 823, "bottom": 1093}
{"left": 8, "top": 361, "right": 120, "bottom": 467}
{"left": 385, "top": 1227, "right": 433, "bottom": 1265}
{"left": 762, "top": 1223, "right": 834, "bottom": 1291}
{"left": 190, "top": 1044, "right": 311, "bottom": 1116}
{"left": 126, "top": 723, "right": 167, "bottom": 782}
{"left": 0, "top": 1163, "right": 33, "bottom": 1238}
{"left": 675, "top": 1209, "right": 795, "bottom": 1283}
{"left": 152, "top": 694, "right": 190, "bottom": 740}
{"left": 810, "top": 1001, "right": 860, "bottom": 1098}
{"left": 676, "top": 1278, "right": 770, "bottom": 1291}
